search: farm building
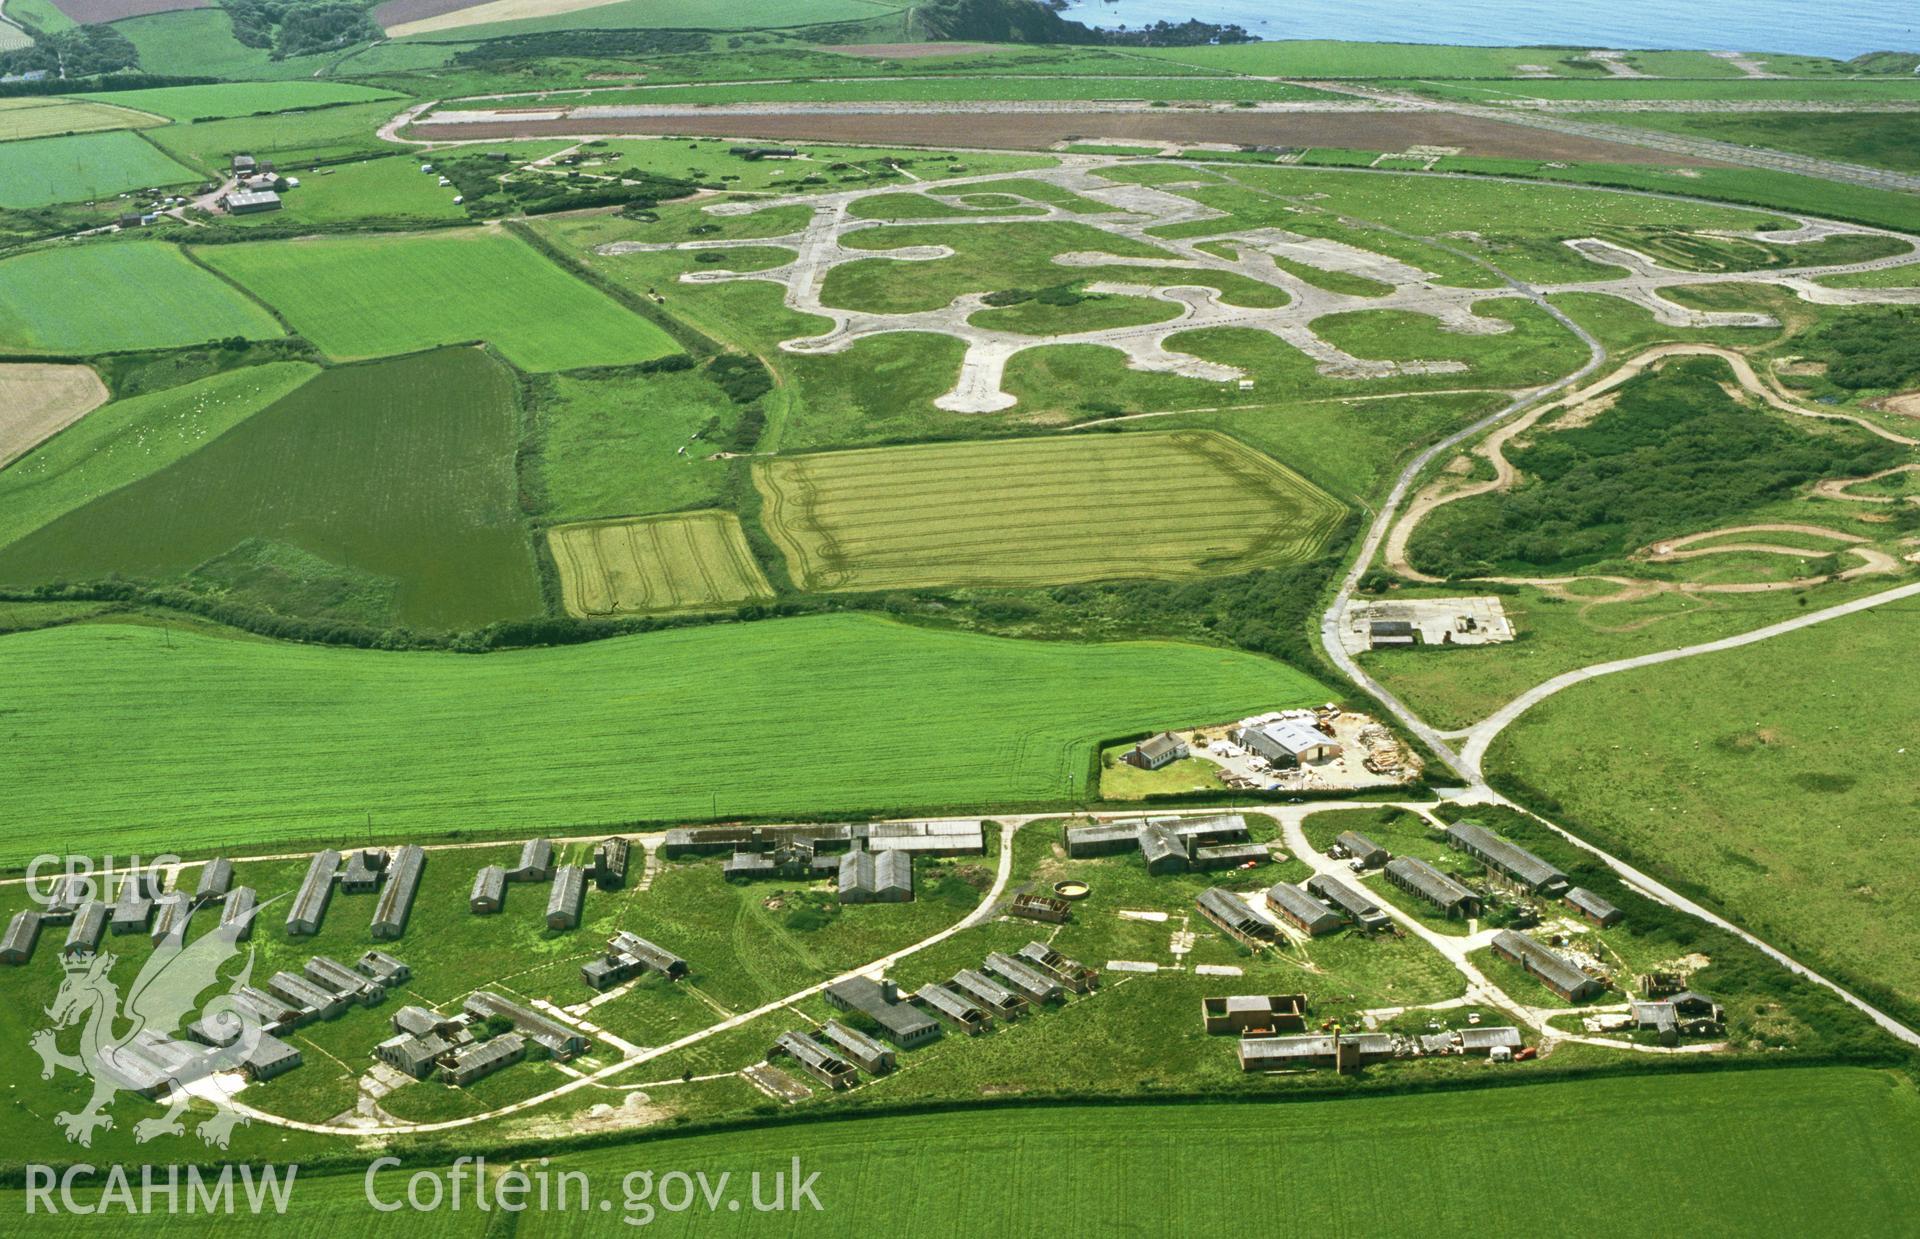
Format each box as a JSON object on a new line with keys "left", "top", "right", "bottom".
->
{"left": 1265, "top": 882, "right": 1343, "bottom": 936}
{"left": 1565, "top": 887, "right": 1622, "bottom": 928}
{"left": 1196, "top": 888, "right": 1276, "bottom": 944}
{"left": 464, "top": 991, "right": 588, "bottom": 1059}
{"left": 1192, "top": 841, "right": 1272, "bottom": 871}
{"left": 342, "top": 849, "right": 388, "bottom": 894}
{"left": 1335, "top": 831, "right": 1388, "bottom": 868}
{"left": 826, "top": 976, "right": 940, "bottom": 1047}
{"left": 444, "top": 1034, "right": 527, "bottom": 1086}
{"left": 951, "top": 969, "right": 1028, "bottom": 1020}
{"left": 372, "top": 845, "right": 425, "bottom": 939}
{"left": 914, "top": 982, "right": 991, "bottom": 1034}
{"left": 1235, "top": 719, "right": 1343, "bottom": 767}
{"left": 194, "top": 860, "right": 234, "bottom": 907}
{"left": 306, "top": 955, "right": 385, "bottom": 1005}
{"left": 859, "top": 819, "right": 986, "bottom": 857}
{"left": 507, "top": 839, "right": 555, "bottom": 882}
{"left": 63, "top": 902, "right": 107, "bottom": 957}
{"left": 1, "top": 911, "right": 41, "bottom": 964}
{"left": 582, "top": 953, "right": 644, "bottom": 991}
{"left": 1384, "top": 857, "right": 1481, "bottom": 918}
{"left": 43, "top": 876, "right": 80, "bottom": 918}
{"left": 1138, "top": 824, "right": 1188, "bottom": 876}
{"left": 1065, "top": 814, "right": 1252, "bottom": 870}
{"left": 838, "top": 848, "right": 913, "bottom": 904}
{"left": 232, "top": 154, "right": 256, "bottom": 173}
{"left": 546, "top": 865, "right": 586, "bottom": 930}
{"left": 1634, "top": 992, "right": 1725, "bottom": 1044}
{"left": 222, "top": 189, "right": 281, "bottom": 214}
{"left": 1445, "top": 821, "right": 1568, "bottom": 895}
{"left": 242, "top": 1034, "right": 303, "bottom": 1082}
{"left": 392, "top": 1005, "right": 455, "bottom": 1038}
{"left": 1306, "top": 874, "right": 1392, "bottom": 933}
{"left": 1016, "top": 940, "right": 1098, "bottom": 993}
{"left": 772, "top": 1032, "right": 857, "bottom": 1090}
{"left": 221, "top": 886, "right": 258, "bottom": 940}
{"left": 269, "top": 970, "right": 349, "bottom": 1021}
{"left": 1008, "top": 891, "right": 1071, "bottom": 924}
{"left": 662, "top": 826, "right": 763, "bottom": 857}
{"left": 1124, "top": 732, "right": 1189, "bottom": 771}
{"left": 470, "top": 865, "right": 506, "bottom": 914}
{"left": 149, "top": 893, "right": 192, "bottom": 947}
{"left": 821, "top": 1021, "right": 894, "bottom": 1074}
{"left": 1238, "top": 1032, "right": 1396, "bottom": 1073}
{"left": 287, "top": 850, "right": 339, "bottom": 936}
{"left": 1490, "top": 930, "right": 1605, "bottom": 1002}
{"left": 111, "top": 870, "right": 158, "bottom": 935}
{"left": 378, "top": 1032, "right": 452, "bottom": 1080}
{"left": 234, "top": 986, "right": 303, "bottom": 1034}
{"left": 985, "top": 951, "right": 1066, "bottom": 1005}
{"left": 610, "top": 931, "right": 689, "bottom": 980}
{"left": 592, "top": 837, "right": 632, "bottom": 890}
{"left": 1421, "top": 1026, "right": 1524, "bottom": 1057}
{"left": 358, "top": 949, "right": 411, "bottom": 987}
{"left": 1202, "top": 994, "right": 1309, "bottom": 1035}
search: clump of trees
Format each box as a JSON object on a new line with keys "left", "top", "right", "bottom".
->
{"left": 1801, "top": 308, "right": 1920, "bottom": 390}
{"left": 227, "top": 0, "right": 378, "bottom": 59}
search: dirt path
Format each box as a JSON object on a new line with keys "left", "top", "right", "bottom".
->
{"left": 1813, "top": 462, "right": 1920, "bottom": 504}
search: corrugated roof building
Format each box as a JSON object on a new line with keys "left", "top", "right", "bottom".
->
{"left": 372, "top": 845, "right": 424, "bottom": 939}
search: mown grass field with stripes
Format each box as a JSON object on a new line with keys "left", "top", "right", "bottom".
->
{"left": 549, "top": 511, "right": 772, "bottom": 616}
{"left": 0, "top": 96, "right": 163, "bottom": 142}
{"left": 755, "top": 430, "right": 1345, "bottom": 592}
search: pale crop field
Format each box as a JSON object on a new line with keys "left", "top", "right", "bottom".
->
{"left": 0, "top": 96, "right": 163, "bottom": 142}
{"left": 0, "top": 362, "right": 108, "bottom": 469}
{"left": 549, "top": 511, "right": 773, "bottom": 616}
{"left": 755, "top": 430, "right": 1345, "bottom": 592}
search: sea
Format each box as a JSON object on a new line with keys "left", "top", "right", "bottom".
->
{"left": 1057, "top": 0, "right": 1918, "bottom": 61}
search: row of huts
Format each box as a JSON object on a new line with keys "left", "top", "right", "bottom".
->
{"left": 3, "top": 865, "right": 262, "bottom": 964}
{"left": 287, "top": 845, "right": 426, "bottom": 939}
{"left": 1066, "top": 814, "right": 1269, "bottom": 876}
{"left": 376, "top": 990, "right": 592, "bottom": 1087}
{"left": 469, "top": 836, "right": 631, "bottom": 928}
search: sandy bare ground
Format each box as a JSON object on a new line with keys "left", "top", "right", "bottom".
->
{"left": 381, "top": 0, "right": 621, "bottom": 37}
{"left": 1866, "top": 390, "right": 1920, "bottom": 419}
{"left": 0, "top": 364, "right": 108, "bottom": 471}
{"left": 408, "top": 109, "right": 1720, "bottom": 166}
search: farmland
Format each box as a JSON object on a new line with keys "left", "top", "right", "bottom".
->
{"left": 141, "top": 99, "right": 414, "bottom": 174}
{"left": 0, "top": 129, "right": 198, "bottom": 208}
{"left": 1602, "top": 111, "right": 1920, "bottom": 175}
{"left": 1490, "top": 601, "right": 1920, "bottom": 1020}
{"left": 86, "top": 81, "right": 403, "bottom": 122}
{"left": 755, "top": 431, "right": 1346, "bottom": 592}
{"left": 549, "top": 511, "right": 773, "bottom": 615}
{"left": 0, "top": 349, "right": 543, "bottom": 631}
{"left": 0, "top": 242, "right": 283, "bottom": 353}
{"left": 388, "top": 0, "right": 903, "bottom": 39}
{"left": 0, "top": 614, "right": 1326, "bottom": 857}
{"left": 536, "top": 365, "right": 746, "bottom": 522}
{"left": 196, "top": 230, "right": 680, "bottom": 372}
{"left": 0, "top": 363, "right": 108, "bottom": 469}
{"left": 235, "top": 155, "right": 468, "bottom": 226}
{"left": 0, "top": 96, "right": 162, "bottom": 142}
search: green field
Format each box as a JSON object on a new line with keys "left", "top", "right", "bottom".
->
{"left": 1492, "top": 600, "right": 1920, "bottom": 1016}
{"left": 240, "top": 155, "right": 469, "bottom": 226}
{"left": 141, "top": 99, "right": 411, "bottom": 175}
{"left": 0, "top": 242, "right": 284, "bottom": 354}
{"left": 1131, "top": 40, "right": 1751, "bottom": 79}
{"left": 85, "top": 81, "right": 403, "bottom": 122}
{"left": 196, "top": 230, "right": 680, "bottom": 372}
{"left": 0, "top": 362, "right": 317, "bottom": 551}
{"left": 0, "top": 129, "right": 200, "bottom": 208}
{"left": 0, "top": 96, "right": 162, "bottom": 142}
{"left": 1602, "top": 111, "right": 1920, "bottom": 174}
{"left": 0, "top": 613, "right": 1326, "bottom": 857}
{"left": 537, "top": 365, "right": 746, "bottom": 522}
{"left": 549, "top": 511, "right": 773, "bottom": 615}
{"left": 755, "top": 431, "right": 1346, "bottom": 591}
{"left": 0, "top": 348, "right": 542, "bottom": 631}
{"left": 113, "top": 7, "right": 346, "bottom": 81}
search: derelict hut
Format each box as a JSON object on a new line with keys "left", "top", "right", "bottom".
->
{"left": 914, "top": 982, "right": 991, "bottom": 1034}
{"left": 582, "top": 952, "right": 644, "bottom": 991}
{"left": 724, "top": 851, "right": 780, "bottom": 881}
{"left": 1237, "top": 1031, "right": 1395, "bottom": 1074}
{"left": 341, "top": 849, "right": 389, "bottom": 895}
{"left": 378, "top": 1031, "right": 450, "bottom": 1080}
{"left": 192, "top": 860, "right": 234, "bottom": 907}
{"left": 1196, "top": 887, "right": 1277, "bottom": 945}
{"left": 591, "top": 836, "right": 632, "bottom": 890}
{"left": 1192, "top": 841, "right": 1271, "bottom": 871}
{"left": 242, "top": 1033, "right": 302, "bottom": 1081}
{"left": 269, "top": 970, "right": 349, "bottom": 1021}
{"left": 1335, "top": 831, "right": 1388, "bottom": 869}
{"left": 470, "top": 865, "right": 506, "bottom": 914}
{"left": 951, "top": 968, "right": 1028, "bottom": 1021}
{"left": 772, "top": 1031, "right": 857, "bottom": 1090}
{"left": 838, "top": 847, "right": 914, "bottom": 904}
{"left": 825, "top": 976, "right": 941, "bottom": 1047}
{"left": 1384, "top": 857, "right": 1481, "bottom": 919}
{"left": 463, "top": 990, "right": 588, "bottom": 1059}
{"left": 1016, "top": 940, "right": 1099, "bottom": 992}
{"left": 1137, "top": 823, "right": 1190, "bottom": 876}
{"left": 222, "top": 886, "right": 258, "bottom": 940}
{"left": 1444, "top": 821, "right": 1568, "bottom": 896}
{"left": 1064, "top": 821, "right": 1138, "bottom": 859}
{"left": 546, "top": 865, "right": 586, "bottom": 930}
{"left": 984, "top": 951, "right": 1066, "bottom": 1005}
{"left": 372, "top": 845, "right": 425, "bottom": 940}
{"left": 392, "top": 1006, "right": 448, "bottom": 1038}
{"left": 821, "top": 1020, "right": 895, "bottom": 1074}
{"left": 287, "top": 850, "right": 340, "bottom": 936}
{"left": 235, "top": 985, "right": 304, "bottom": 1033}
{"left": 1565, "top": 886, "right": 1623, "bottom": 928}
{"left": 1, "top": 911, "right": 42, "bottom": 964}
{"left": 506, "top": 839, "right": 556, "bottom": 883}
{"left": 358, "top": 949, "right": 411, "bottom": 987}
{"left": 44, "top": 876, "right": 80, "bottom": 919}
{"left": 1305, "top": 874, "right": 1392, "bottom": 933}
{"left": 444, "top": 1034, "right": 527, "bottom": 1086}
{"left": 63, "top": 901, "right": 107, "bottom": 957}
{"left": 111, "top": 870, "right": 157, "bottom": 935}
{"left": 1489, "top": 930, "right": 1605, "bottom": 1003}
{"left": 1123, "top": 731, "right": 1189, "bottom": 771}
{"left": 1008, "top": 891, "right": 1071, "bottom": 925}
{"left": 1201, "top": 994, "right": 1309, "bottom": 1035}
{"left": 306, "top": 955, "right": 385, "bottom": 1005}
{"left": 1265, "top": 882, "right": 1343, "bottom": 937}
{"left": 150, "top": 892, "right": 192, "bottom": 946}
{"left": 609, "top": 930, "right": 688, "bottom": 980}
